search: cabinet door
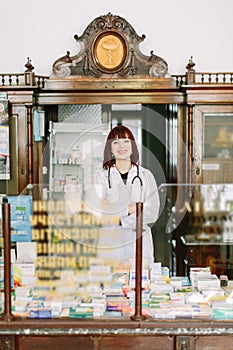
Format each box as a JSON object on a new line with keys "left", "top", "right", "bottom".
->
{"left": 193, "top": 105, "right": 233, "bottom": 184}
{"left": 49, "top": 121, "right": 109, "bottom": 194}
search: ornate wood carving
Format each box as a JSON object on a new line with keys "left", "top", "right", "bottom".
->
{"left": 52, "top": 13, "right": 168, "bottom": 79}
{"left": 0, "top": 336, "right": 14, "bottom": 350}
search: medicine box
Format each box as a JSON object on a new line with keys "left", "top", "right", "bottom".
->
{"left": 6, "top": 195, "right": 32, "bottom": 225}
{"left": 5, "top": 195, "right": 32, "bottom": 242}
{"left": 10, "top": 224, "right": 32, "bottom": 242}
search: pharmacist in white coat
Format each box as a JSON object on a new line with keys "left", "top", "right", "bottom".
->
{"left": 94, "top": 125, "right": 160, "bottom": 266}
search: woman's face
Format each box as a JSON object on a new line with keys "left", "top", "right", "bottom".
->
{"left": 111, "top": 138, "right": 132, "bottom": 160}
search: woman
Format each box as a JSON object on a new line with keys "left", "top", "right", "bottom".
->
{"left": 95, "top": 125, "right": 160, "bottom": 266}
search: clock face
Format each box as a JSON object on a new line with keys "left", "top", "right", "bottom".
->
{"left": 93, "top": 32, "right": 127, "bottom": 73}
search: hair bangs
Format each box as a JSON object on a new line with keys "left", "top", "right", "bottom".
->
{"left": 107, "top": 125, "right": 135, "bottom": 142}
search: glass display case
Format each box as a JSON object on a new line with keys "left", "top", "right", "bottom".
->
{"left": 194, "top": 105, "right": 233, "bottom": 183}
{"left": 0, "top": 183, "right": 233, "bottom": 323}
{"left": 159, "top": 183, "right": 233, "bottom": 279}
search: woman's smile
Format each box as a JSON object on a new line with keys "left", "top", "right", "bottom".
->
{"left": 111, "top": 138, "right": 132, "bottom": 159}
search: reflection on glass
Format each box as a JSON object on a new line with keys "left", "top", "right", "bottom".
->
{"left": 6, "top": 185, "right": 154, "bottom": 319}
{"left": 203, "top": 114, "right": 233, "bottom": 159}
{"left": 2, "top": 183, "right": 233, "bottom": 321}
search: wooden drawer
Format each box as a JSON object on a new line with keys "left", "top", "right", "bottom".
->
{"left": 16, "top": 336, "right": 93, "bottom": 350}
{"left": 191, "top": 335, "right": 233, "bottom": 350}
{"left": 16, "top": 335, "right": 174, "bottom": 350}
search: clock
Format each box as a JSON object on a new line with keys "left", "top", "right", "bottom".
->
{"left": 92, "top": 31, "right": 127, "bottom": 73}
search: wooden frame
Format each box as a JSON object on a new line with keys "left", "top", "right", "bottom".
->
{"left": 92, "top": 31, "right": 128, "bottom": 73}
{"left": 1, "top": 14, "right": 233, "bottom": 350}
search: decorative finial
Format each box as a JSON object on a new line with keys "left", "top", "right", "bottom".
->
{"left": 25, "top": 57, "right": 34, "bottom": 72}
{"left": 186, "top": 56, "right": 195, "bottom": 71}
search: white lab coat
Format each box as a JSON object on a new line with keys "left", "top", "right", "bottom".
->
{"left": 92, "top": 164, "right": 160, "bottom": 266}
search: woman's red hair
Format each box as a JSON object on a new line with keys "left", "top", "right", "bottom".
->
{"left": 103, "top": 125, "right": 139, "bottom": 169}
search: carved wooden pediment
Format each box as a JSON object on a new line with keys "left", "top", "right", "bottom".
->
{"left": 51, "top": 13, "right": 169, "bottom": 79}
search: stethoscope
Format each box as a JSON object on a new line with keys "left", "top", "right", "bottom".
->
{"left": 108, "top": 163, "right": 143, "bottom": 189}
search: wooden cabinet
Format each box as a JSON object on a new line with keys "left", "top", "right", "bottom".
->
{"left": 2, "top": 12, "right": 233, "bottom": 350}
{"left": 0, "top": 327, "right": 233, "bottom": 350}
{"left": 16, "top": 335, "right": 174, "bottom": 350}
{"left": 193, "top": 105, "right": 233, "bottom": 184}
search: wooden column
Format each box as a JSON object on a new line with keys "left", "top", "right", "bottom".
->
{"left": 187, "top": 104, "right": 194, "bottom": 186}
{"left": 26, "top": 105, "right": 34, "bottom": 185}
{"left": 1, "top": 202, "right": 14, "bottom": 321}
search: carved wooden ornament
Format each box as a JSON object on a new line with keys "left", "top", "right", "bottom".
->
{"left": 51, "top": 13, "right": 168, "bottom": 79}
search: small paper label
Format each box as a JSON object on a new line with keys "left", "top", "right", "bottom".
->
{"left": 202, "top": 163, "right": 220, "bottom": 171}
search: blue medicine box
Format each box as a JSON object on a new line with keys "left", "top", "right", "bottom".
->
{"left": 5, "top": 195, "right": 33, "bottom": 242}
{"left": 30, "top": 309, "right": 52, "bottom": 318}
{"left": 10, "top": 224, "right": 32, "bottom": 242}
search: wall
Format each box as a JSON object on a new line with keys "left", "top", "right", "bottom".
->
{"left": 1, "top": 0, "right": 233, "bottom": 76}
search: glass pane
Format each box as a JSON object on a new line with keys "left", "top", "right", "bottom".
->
{"left": 3, "top": 103, "right": 233, "bottom": 321}
{"left": 7, "top": 184, "right": 159, "bottom": 319}
{"left": 203, "top": 114, "right": 233, "bottom": 159}
{"left": 1, "top": 183, "right": 233, "bottom": 320}
{"left": 159, "top": 183, "right": 233, "bottom": 278}
{"left": 0, "top": 93, "right": 10, "bottom": 180}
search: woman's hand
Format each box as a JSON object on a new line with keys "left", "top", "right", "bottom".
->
{"left": 128, "top": 203, "right": 136, "bottom": 215}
